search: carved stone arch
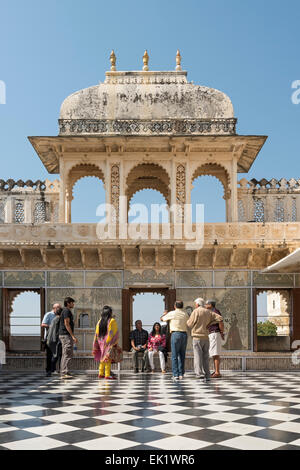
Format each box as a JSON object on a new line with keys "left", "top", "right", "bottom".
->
{"left": 191, "top": 163, "right": 231, "bottom": 200}
{"left": 127, "top": 184, "right": 169, "bottom": 206}
{"left": 255, "top": 288, "right": 291, "bottom": 337}
{"left": 9, "top": 289, "right": 40, "bottom": 315}
{"left": 67, "top": 163, "right": 105, "bottom": 200}
{"left": 3, "top": 289, "right": 42, "bottom": 351}
{"left": 124, "top": 160, "right": 170, "bottom": 182}
{"left": 126, "top": 163, "right": 171, "bottom": 205}
{"left": 257, "top": 289, "right": 291, "bottom": 310}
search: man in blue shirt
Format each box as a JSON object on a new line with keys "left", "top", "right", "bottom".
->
{"left": 41, "top": 303, "right": 61, "bottom": 376}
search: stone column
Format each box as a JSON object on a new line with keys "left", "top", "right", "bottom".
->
{"left": 24, "top": 198, "right": 32, "bottom": 224}
{"left": 118, "top": 160, "right": 126, "bottom": 224}
{"left": 225, "top": 194, "right": 231, "bottom": 223}
{"left": 5, "top": 197, "right": 14, "bottom": 223}
{"left": 175, "top": 162, "right": 186, "bottom": 223}
{"left": 230, "top": 157, "right": 238, "bottom": 222}
{"left": 65, "top": 189, "right": 72, "bottom": 223}
{"left": 170, "top": 160, "right": 176, "bottom": 224}
{"left": 58, "top": 159, "right": 66, "bottom": 223}
{"left": 294, "top": 196, "right": 300, "bottom": 221}
{"left": 108, "top": 161, "right": 122, "bottom": 237}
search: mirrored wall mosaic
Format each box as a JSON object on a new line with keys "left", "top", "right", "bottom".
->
{"left": 176, "top": 288, "right": 251, "bottom": 351}
{"left": 85, "top": 271, "right": 122, "bottom": 288}
{"left": 46, "top": 288, "right": 123, "bottom": 348}
{"left": 46, "top": 288, "right": 122, "bottom": 329}
{"left": 4, "top": 271, "right": 45, "bottom": 287}
{"left": 47, "top": 271, "right": 84, "bottom": 287}
{"left": 214, "top": 271, "right": 250, "bottom": 287}
{"left": 0, "top": 269, "right": 299, "bottom": 352}
{"left": 176, "top": 271, "right": 213, "bottom": 288}
{"left": 124, "top": 269, "right": 174, "bottom": 287}
{"left": 252, "top": 272, "right": 294, "bottom": 288}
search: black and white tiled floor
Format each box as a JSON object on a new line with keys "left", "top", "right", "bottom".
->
{"left": 1, "top": 371, "right": 300, "bottom": 450}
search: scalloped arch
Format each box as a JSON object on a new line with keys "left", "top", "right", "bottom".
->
{"left": 68, "top": 163, "right": 105, "bottom": 198}
{"left": 128, "top": 187, "right": 169, "bottom": 206}
{"left": 126, "top": 163, "right": 171, "bottom": 205}
{"left": 191, "top": 163, "right": 230, "bottom": 197}
{"left": 9, "top": 290, "right": 40, "bottom": 314}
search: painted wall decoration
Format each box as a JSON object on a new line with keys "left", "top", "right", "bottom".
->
{"left": 176, "top": 287, "right": 251, "bottom": 350}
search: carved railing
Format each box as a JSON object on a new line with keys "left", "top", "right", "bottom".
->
{"left": 238, "top": 178, "right": 300, "bottom": 222}
{"left": 58, "top": 118, "right": 237, "bottom": 136}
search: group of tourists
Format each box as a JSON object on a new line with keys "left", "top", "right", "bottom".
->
{"left": 129, "top": 299, "right": 224, "bottom": 382}
{"left": 42, "top": 296, "right": 225, "bottom": 383}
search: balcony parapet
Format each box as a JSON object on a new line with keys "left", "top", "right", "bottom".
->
{"left": 58, "top": 118, "right": 237, "bottom": 136}
{"left": 238, "top": 178, "right": 300, "bottom": 192}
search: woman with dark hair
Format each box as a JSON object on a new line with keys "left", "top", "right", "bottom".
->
{"left": 92, "top": 305, "right": 119, "bottom": 380}
{"left": 148, "top": 322, "right": 166, "bottom": 373}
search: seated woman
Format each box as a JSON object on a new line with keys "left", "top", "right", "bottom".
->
{"left": 148, "top": 322, "right": 166, "bottom": 374}
{"left": 92, "top": 305, "right": 119, "bottom": 380}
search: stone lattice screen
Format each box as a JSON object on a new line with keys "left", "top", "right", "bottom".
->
{"left": 0, "top": 179, "right": 59, "bottom": 224}
{"left": 238, "top": 178, "right": 300, "bottom": 222}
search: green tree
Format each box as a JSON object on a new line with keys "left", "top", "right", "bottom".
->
{"left": 257, "top": 321, "right": 277, "bottom": 336}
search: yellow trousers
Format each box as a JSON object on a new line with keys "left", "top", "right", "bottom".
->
{"left": 99, "top": 360, "right": 111, "bottom": 377}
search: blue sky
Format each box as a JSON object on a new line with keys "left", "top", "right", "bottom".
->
{"left": 1, "top": 0, "right": 300, "bottom": 223}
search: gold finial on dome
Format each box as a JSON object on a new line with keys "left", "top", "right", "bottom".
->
{"left": 143, "top": 50, "right": 149, "bottom": 71}
{"left": 176, "top": 50, "right": 182, "bottom": 71}
{"left": 110, "top": 50, "right": 116, "bottom": 71}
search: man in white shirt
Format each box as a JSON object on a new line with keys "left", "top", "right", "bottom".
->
{"left": 161, "top": 301, "right": 189, "bottom": 382}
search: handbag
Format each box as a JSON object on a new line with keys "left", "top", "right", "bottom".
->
{"left": 109, "top": 344, "right": 123, "bottom": 363}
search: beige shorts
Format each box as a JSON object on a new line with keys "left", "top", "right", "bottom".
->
{"left": 209, "top": 332, "right": 222, "bottom": 357}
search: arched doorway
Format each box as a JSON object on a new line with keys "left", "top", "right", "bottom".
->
{"left": 191, "top": 163, "right": 231, "bottom": 222}
{"left": 132, "top": 292, "right": 165, "bottom": 333}
{"left": 191, "top": 174, "right": 226, "bottom": 222}
{"left": 9, "top": 290, "right": 41, "bottom": 351}
{"left": 129, "top": 189, "right": 169, "bottom": 224}
{"left": 122, "top": 288, "right": 176, "bottom": 351}
{"left": 126, "top": 163, "right": 170, "bottom": 220}
{"left": 72, "top": 176, "right": 105, "bottom": 223}
{"left": 2, "top": 288, "right": 45, "bottom": 352}
{"left": 254, "top": 289, "right": 292, "bottom": 352}
{"left": 67, "top": 163, "right": 105, "bottom": 223}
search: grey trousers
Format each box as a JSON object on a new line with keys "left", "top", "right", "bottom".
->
{"left": 59, "top": 335, "right": 73, "bottom": 375}
{"left": 132, "top": 349, "right": 149, "bottom": 370}
{"left": 193, "top": 339, "right": 210, "bottom": 378}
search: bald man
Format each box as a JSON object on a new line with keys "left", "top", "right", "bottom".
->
{"left": 42, "top": 303, "right": 61, "bottom": 377}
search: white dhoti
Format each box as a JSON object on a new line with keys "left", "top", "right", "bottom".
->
{"left": 209, "top": 332, "right": 222, "bottom": 357}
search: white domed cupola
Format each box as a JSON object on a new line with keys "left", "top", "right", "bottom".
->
{"left": 59, "top": 51, "right": 236, "bottom": 136}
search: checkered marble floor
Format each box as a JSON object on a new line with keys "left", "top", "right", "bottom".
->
{"left": 1, "top": 371, "right": 300, "bottom": 450}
